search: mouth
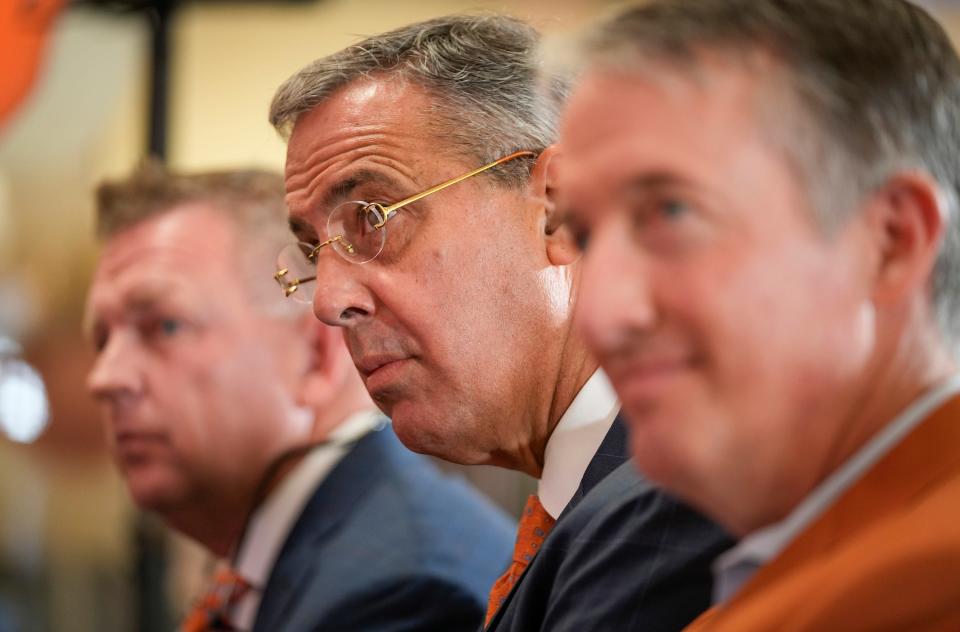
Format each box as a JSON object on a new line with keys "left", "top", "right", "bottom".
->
{"left": 356, "top": 355, "right": 413, "bottom": 392}
{"left": 113, "top": 430, "right": 166, "bottom": 452}
{"left": 606, "top": 356, "right": 694, "bottom": 402}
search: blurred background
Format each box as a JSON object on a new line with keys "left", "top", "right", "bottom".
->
{"left": 1, "top": 0, "right": 959, "bottom": 630}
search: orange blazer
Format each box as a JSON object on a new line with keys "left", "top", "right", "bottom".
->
{"left": 687, "top": 394, "right": 960, "bottom": 631}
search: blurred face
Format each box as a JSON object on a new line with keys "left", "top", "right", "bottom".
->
{"left": 86, "top": 206, "right": 310, "bottom": 514}
{"left": 285, "top": 78, "right": 570, "bottom": 464}
{"left": 560, "top": 62, "right": 879, "bottom": 532}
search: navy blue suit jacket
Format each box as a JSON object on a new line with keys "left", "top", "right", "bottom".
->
{"left": 252, "top": 423, "right": 514, "bottom": 632}
{"left": 486, "top": 416, "right": 734, "bottom": 632}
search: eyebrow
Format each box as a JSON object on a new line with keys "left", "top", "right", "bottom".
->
{"left": 319, "top": 168, "right": 407, "bottom": 211}
{"left": 288, "top": 216, "right": 318, "bottom": 244}
{"left": 622, "top": 172, "right": 689, "bottom": 195}
{"left": 289, "top": 168, "right": 410, "bottom": 244}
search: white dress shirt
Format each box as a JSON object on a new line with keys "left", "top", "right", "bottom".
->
{"left": 229, "top": 409, "right": 384, "bottom": 630}
{"left": 538, "top": 369, "right": 620, "bottom": 520}
{"left": 713, "top": 374, "right": 960, "bottom": 604}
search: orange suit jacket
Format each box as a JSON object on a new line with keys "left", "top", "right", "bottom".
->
{"left": 687, "top": 394, "right": 960, "bottom": 631}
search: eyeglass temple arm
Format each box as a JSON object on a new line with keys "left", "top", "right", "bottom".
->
{"left": 380, "top": 150, "right": 537, "bottom": 216}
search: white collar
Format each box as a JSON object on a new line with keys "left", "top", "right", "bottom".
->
{"left": 537, "top": 369, "right": 619, "bottom": 519}
{"left": 713, "top": 374, "right": 960, "bottom": 604}
{"left": 230, "top": 409, "right": 383, "bottom": 629}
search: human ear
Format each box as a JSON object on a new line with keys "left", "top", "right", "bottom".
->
{"left": 867, "top": 172, "right": 944, "bottom": 306}
{"left": 529, "top": 144, "right": 580, "bottom": 266}
{"left": 296, "top": 316, "right": 349, "bottom": 409}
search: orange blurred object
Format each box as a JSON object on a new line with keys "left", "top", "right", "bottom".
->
{"left": 0, "top": 0, "right": 65, "bottom": 129}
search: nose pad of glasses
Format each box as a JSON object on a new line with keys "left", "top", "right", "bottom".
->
{"left": 364, "top": 203, "right": 388, "bottom": 230}
{"left": 273, "top": 268, "right": 299, "bottom": 298}
{"left": 334, "top": 235, "right": 357, "bottom": 255}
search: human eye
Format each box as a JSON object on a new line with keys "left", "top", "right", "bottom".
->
{"left": 659, "top": 198, "right": 691, "bottom": 219}
{"left": 91, "top": 324, "right": 109, "bottom": 354}
{"left": 634, "top": 195, "right": 692, "bottom": 224}
{"left": 360, "top": 203, "right": 388, "bottom": 235}
{"left": 627, "top": 193, "right": 701, "bottom": 252}
{"left": 561, "top": 211, "right": 592, "bottom": 253}
{"left": 140, "top": 315, "right": 186, "bottom": 344}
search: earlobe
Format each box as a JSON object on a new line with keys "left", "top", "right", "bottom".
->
{"left": 530, "top": 144, "right": 581, "bottom": 266}
{"left": 870, "top": 173, "right": 945, "bottom": 305}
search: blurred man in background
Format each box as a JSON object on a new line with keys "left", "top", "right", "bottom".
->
{"left": 270, "top": 14, "right": 731, "bottom": 631}
{"left": 560, "top": 0, "right": 960, "bottom": 629}
{"left": 84, "top": 165, "right": 513, "bottom": 631}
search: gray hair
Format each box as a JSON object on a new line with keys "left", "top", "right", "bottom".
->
{"left": 269, "top": 14, "right": 570, "bottom": 186}
{"left": 581, "top": 0, "right": 960, "bottom": 347}
{"left": 96, "top": 163, "right": 301, "bottom": 316}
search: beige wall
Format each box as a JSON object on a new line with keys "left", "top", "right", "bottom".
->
{"left": 168, "top": 0, "right": 617, "bottom": 171}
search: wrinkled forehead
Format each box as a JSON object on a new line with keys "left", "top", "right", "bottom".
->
{"left": 283, "top": 78, "right": 468, "bottom": 193}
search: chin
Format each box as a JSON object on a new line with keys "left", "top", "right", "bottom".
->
{"left": 389, "top": 401, "right": 484, "bottom": 465}
{"left": 122, "top": 467, "right": 187, "bottom": 514}
{"left": 623, "top": 404, "right": 691, "bottom": 485}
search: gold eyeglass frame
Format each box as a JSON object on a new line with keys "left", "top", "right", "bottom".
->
{"left": 274, "top": 149, "right": 537, "bottom": 299}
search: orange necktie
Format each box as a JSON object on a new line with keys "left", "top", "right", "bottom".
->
{"left": 181, "top": 566, "right": 252, "bottom": 632}
{"left": 485, "top": 495, "right": 557, "bottom": 626}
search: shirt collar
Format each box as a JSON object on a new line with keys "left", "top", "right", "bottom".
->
{"left": 537, "top": 369, "right": 619, "bottom": 519}
{"left": 233, "top": 409, "right": 383, "bottom": 587}
{"left": 713, "top": 374, "right": 960, "bottom": 604}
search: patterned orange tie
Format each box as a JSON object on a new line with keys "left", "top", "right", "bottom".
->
{"left": 181, "top": 566, "right": 252, "bottom": 632}
{"left": 485, "top": 495, "right": 557, "bottom": 626}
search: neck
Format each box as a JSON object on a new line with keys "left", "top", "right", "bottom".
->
{"left": 733, "top": 320, "right": 956, "bottom": 536}
{"left": 161, "top": 420, "right": 314, "bottom": 557}
{"left": 490, "top": 327, "right": 599, "bottom": 479}
{"left": 164, "top": 493, "right": 252, "bottom": 558}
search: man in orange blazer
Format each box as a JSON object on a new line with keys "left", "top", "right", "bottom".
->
{"left": 557, "top": 0, "right": 960, "bottom": 629}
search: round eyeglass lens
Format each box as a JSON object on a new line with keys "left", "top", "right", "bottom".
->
{"left": 326, "top": 201, "right": 387, "bottom": 263}
{"left": 275, "top": 242, "right": 317, "bottom": 304}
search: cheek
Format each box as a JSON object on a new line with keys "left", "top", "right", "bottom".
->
{"left": 691, "top": 242, "right": 875, "bottom": 427}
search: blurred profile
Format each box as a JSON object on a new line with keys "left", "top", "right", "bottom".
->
{"left": 560, "top": 0, "right": 960, "bottom": 628}
{"left": 84, "top": 163, "right": 513, "bottom": 631}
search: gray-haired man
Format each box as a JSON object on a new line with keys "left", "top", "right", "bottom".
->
{"left": 269, "top": 15, "right": 732, "bottom": 631}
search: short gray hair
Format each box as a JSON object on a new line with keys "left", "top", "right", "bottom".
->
{"left": 269, "top": 14, "right": 569, "bottom": 186}
{"left": 581, "top": 0, "right": 960, "bottom": 347}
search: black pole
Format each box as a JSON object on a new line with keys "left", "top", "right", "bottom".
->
{"left": 139, "top": 8, "right": 176, "bottom": 627}
{"left": 147, "top": 0, "right": 173, "bottom": 161}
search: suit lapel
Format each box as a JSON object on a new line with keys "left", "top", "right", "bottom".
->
{"left": 726, "top": 394, "right": 960, "bottom": 607}
{"left": 560, "top": 413, "right": 628, "bottom": 519}
{"left": 252, "top": 426, "right": 392, "bottom": 632}
{"left": 487, "top": 414, "right": 629, "bottom": 630}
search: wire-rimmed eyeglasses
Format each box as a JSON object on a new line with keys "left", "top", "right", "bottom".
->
{"left": 274, "top": 150, "right": 536, "bottom": 303}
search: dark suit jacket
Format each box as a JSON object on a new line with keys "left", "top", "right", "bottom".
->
{"left": 487, "top": 416, "right": 734, "bottom": 632}
{"left": 252, "top": 423, "right": 514, "bottom": 632}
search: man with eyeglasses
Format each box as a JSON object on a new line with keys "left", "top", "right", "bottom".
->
{"left": 84, "top": 164, "right": 513, "bottom": 631}
{"left": 270, "top": 15, "right": 732, "bottom": 631}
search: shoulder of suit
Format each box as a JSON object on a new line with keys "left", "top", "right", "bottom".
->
{"left": 551, "top": 462, "right": 653, "bottom": 532}
{"left": 549, "top": 462, "right": 730, "bottom": 550}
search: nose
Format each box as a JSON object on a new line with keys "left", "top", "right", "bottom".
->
{"left": 575, "top": 220, "right": 658, "bottom": 357}
{"left": 86, "top": 331, "right": 144, "bottom": 403}
{"left": 310, "top": 251, "right": 376, "bottom": 328}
